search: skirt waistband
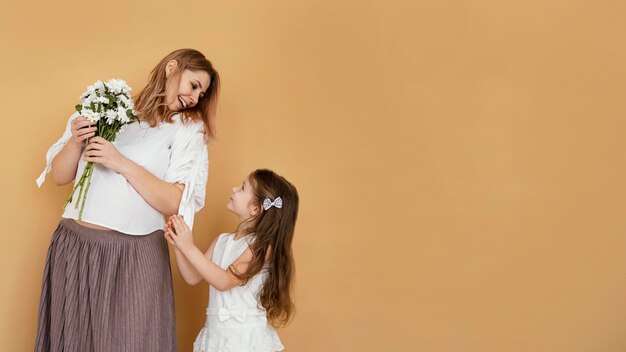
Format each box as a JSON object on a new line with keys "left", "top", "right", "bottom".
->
{"left": 59, "top": 218, "right": 163, "bottom": 241}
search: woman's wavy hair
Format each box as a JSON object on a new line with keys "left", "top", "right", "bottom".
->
{"left": 231, "top": 169, "right": 299, "bottom": 328}
{"left": 133, "top": 48, "right": 220, "bottom": 140}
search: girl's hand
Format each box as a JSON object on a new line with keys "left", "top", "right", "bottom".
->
{"left": 69, "top": 116, "right": 97, "bottom": 148}
{"left": 166, "top": 215, "right": 196, "bottom": 253}
{"left": 163, "top": 219, "right": 176, "bottom": 246}
{"left": 83, "top": 137, "right": 128, "bottom": 173}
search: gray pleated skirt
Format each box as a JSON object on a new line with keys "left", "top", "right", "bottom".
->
{"left": 35, "top": 218, "right": 178, "bottom": 352}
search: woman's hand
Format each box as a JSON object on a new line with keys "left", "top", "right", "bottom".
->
{"left": 83, "top": 137, "right": 129, "bottom": 173}
{"left": 164, "top": 215, "right": 196, "bottom": 253}
{"left": 69, "top": 116, "right": 97, "bottom": 148}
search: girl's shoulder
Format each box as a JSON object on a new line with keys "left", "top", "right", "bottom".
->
{"left": 218, "top": 232, "right": 255, "bottom": 247}
{"left": 212, "top": 233, "right": 251, "bottom": 257}
{"left": 215, "top": 232, "right": 236, "bottom": 243}
{"left": 217, "top": 232, "right": 233, "bottom": 240}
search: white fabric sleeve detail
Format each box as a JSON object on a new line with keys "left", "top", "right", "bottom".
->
{"left": 163, "top": 121, "right": 209, "bottom": 229}
{"left": 36, "top": 112, "right": 80, "bottom": 187}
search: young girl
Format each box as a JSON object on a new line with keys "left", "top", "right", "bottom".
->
{"left": 164, "top": 169, "right": 299, "bottom": 352}
{"left": 35, "top": 49, "right": 219, "bottom": 351}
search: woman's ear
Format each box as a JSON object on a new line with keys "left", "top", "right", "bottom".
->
{"left": 165, "top": 60, "right": 179, "bottom": 78}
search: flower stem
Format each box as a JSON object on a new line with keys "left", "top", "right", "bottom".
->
{"left": 63, "top": 161, "right": 94, "bottom": 220}
{"left": 78, "top": 165, "right": 94, "bottom": 220}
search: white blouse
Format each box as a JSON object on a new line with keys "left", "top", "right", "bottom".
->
{"left": 36, "top": 112, "right": 209, "bottom": 235}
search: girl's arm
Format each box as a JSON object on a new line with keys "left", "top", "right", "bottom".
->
{"left": 166, "top": 215, "right": 253, "bottom": 291}
{"left": 165, "top": 218, "right": 219, "bottom": 285}
{"left": 51, "top": 116, "right": 97, "bottom": 186}
{"left": 83, "top": 137, "right": 183, "bottom": 216}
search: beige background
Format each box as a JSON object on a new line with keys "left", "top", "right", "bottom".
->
{"left": 2, "top": 1, "right": 626, "bottom": 351}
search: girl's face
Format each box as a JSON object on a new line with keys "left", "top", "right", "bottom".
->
{"left": 165, "top": 65, "right": 211, "bottom": 112}
{"left": 227, "top": 178, "right": 260, "bottom": 221}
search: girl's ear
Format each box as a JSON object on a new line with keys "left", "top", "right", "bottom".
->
{"left": 250, "top": 204, "right": 261, "bottom": 216}
{"left": 165, "top": 60, "right": 179, "bottom": 78}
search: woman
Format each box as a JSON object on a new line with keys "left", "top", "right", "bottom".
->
{"left": 34, "top": 48, "right": 220, "bottom": 352}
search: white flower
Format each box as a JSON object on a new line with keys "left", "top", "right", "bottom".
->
{"left": 82, "top": 94, "right": 93, "bottom": 106}
{"left": 85, "top": 81, "right": 105, "bottom": 96}
{"left": 81, "top": 108, "right": 101, "bottom": 122}
{"left": 105, "top": 110, "right": 117, "bottom": 125}
{"left": 97, "top": 96, "right": 110, "bottom": 104}
{"left": 85, "top": 84, "right": 96, "bottom": 95}
{"left": 118, "top": 94, "right": 132, "bottom": 108}
{"left": 94, "top": 80, "right": 105, "bottom": 94}
{"left": 106, "top": 79, "right": 130, "bottom": 94}
{"left": 117, "top": 108, "right": 131, "bottom": 123}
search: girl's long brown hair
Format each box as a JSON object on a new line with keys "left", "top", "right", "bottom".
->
{"left": 231, "top": 169, "right": 299, "bottom": 328}
{"left": 133, "top": 48, "right": 220, "bottom": 140}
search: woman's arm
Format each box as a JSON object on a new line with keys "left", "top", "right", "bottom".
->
{"left": 119, "top": 160, "right": 184, "bottom": 216}
{"left": 166, "top": 215, "right": 253, "bottom": 291}
{"left": 51, "top": 116, "right": 97, "bottom": 186}
{"left": 51, "top": 143, "right": 83, "bottom": 186}
{"left": 83, "top": 137, "right": 183, "bottom": 216}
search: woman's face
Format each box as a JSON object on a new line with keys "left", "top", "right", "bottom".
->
{"left": 165, "top": 66, "right": 211, "bottom": 112}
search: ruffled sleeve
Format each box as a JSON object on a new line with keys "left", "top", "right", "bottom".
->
{"left": 36, "top": 112, "right": 80, "bottom": 187}
{"left": 163, "top": 119, "right": 209, "bottom": 229}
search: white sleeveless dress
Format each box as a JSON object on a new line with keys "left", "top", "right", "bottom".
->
{"left": 193, "top": 233, "right": 284, "bottom": 352}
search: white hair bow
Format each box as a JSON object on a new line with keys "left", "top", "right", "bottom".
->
{"left": 263, "top": 197, "right": 283, "bottom": 210}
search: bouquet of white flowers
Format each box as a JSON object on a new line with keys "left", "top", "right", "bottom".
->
{"left": 64, "top": 79, "right": 137, "bottom": 219}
